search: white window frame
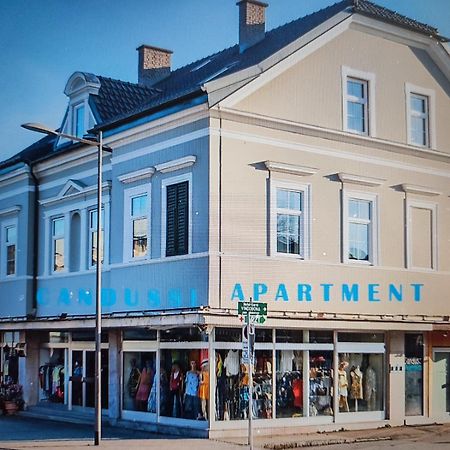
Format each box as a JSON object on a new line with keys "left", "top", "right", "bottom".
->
{"left": 342, "top": 190, "right": 379, "bottom": 266}
{"left": 270, "top": 179, "right": 311, "bottom": 259}
{"left": 342, "top": 66, "right": 376, "bottom": 137}
{"left": 123, "top": 184, "right": 151, "bottom": 263}
{"left": 73, "top": 102, "right": 86, "bottom": 138}
{"left": 1, "top": 218, "right": 18, "bottom": 278}
{"left": 88, "top": 207, "right": 105, "bottom": 270}
{"left": 161, "top": 173, "right": 193, "bottom": 258}
{"left": 405, "top": 83, "right": 436, "bottom": 149}
{"left": 51, "top": 216, "right": 66, "bottom": 274}
{"left": 406, "top": 199, "right": 437, "bottom": 271}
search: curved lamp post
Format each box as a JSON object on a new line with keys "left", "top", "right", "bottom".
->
{"left": 21, "top": 122, "right": 110, "bottom": 446}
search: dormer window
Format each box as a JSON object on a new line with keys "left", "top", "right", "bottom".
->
{"left": 74, "top": 103, "right": 86, "bottom": 138}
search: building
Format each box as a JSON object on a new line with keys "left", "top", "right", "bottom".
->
{"left": 1, "top": 0, "right": 450, "bottom": 438}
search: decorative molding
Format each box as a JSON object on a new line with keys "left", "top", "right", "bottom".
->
{"left": 118, "top": 167, "right": 155, "bottom": 184}
{"left": 0, "top": 206, "right": 21, "bottom": 217}
{"left": 401, "top": 184, "right": 441, "bottom": 197}
{"left": 264, "top": 161, "right": 318, "bottom": 177}
{"left": 338, "top": 173, "right": 385, "bottom": 187}
{"left": 57, "top": 180, "right": 86, "bottom": 198}
{"left": 155, "top": 155, "right": 196, "bottom": 174}
{"left": 40, "top": 181, "right": 112, "bottom": 207}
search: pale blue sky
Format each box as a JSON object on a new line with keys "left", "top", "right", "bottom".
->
{"left": 0, "top": 0, "right": 448, "bottom": 162}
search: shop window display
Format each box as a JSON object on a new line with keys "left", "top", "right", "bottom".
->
{"left": 160, "top": 348, "right": 209, "bottom": 420}
{"left": 276, "top": 350, "right": 304, "bottom": 418}
{"left": 338, "top": 353, "right": 384, "bottom": 413}
{"left": 309, "top": 351, "right": 333, "bottom": 416}
{"left": 215, "top": 349, "right": 273, "bottom": 421}
{"left": 123, "top": 352, "right": 156, "bottom": 412}
{"left": 38, "top": 348, "right": 65, "bottom": 403}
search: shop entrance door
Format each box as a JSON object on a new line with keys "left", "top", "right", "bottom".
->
{"left": 433, "top": 350, "right": 450, "bottom": 417}
{"left": 71, "top": 349, "right": 109, "bottom": 410}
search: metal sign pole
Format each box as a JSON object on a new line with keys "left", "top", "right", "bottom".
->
{"left": 248, "top": 298, "right": 254, "bottom": 450}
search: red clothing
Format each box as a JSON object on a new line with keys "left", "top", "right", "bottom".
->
{"left": 292, "top": 378, "right": 303, "bottom": 408}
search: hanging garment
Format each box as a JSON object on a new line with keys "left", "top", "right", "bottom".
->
{"left": 199, "top": 370, "right": 209, "bottom": 400}
{"left": 136, "top": 367, "right": 152, "bottom": 402}
{"left": 280, "top": 350, "right": 294, "bottom": 373}
{"left": 292, "top": 377, "right": 303, "bottom": 408}
{"left": 185, "top": 371, "right": 200, "bottom": 397}
{"left": 350, "top": 367, "right": 363, "bottom": 399}
{"left": 224, "top": 350, "right": 240, "bottom": 376}
{"left": 364, "top": 366, "right": 377, "bottom": 403}
{"left": 128, "top": 366, "right": 141, "bottom": 398}
{"left": 147, "top": 375, "right": 157, "bottom": 413}
{"left": 338, "top": 369, "right": 348, "bottom": 397}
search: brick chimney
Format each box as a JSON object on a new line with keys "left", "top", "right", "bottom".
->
{"left": 137, "top": 45, "right": 172, "bottom": 87}
{"left": 237, "top": 0, "right": 268, "bottom": 52}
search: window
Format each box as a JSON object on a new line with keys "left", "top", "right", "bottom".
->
{"left": 346, "top": 78, "right": 368, "bottom": 134}
{"left": 124, "top": 185, "right": 150, "bottom": 262}
{"left": 342, "top": 67, "right": 376, "bottom": 136}
{"left": 409, "top": 94, "right": 429, "bottom": 147}
{"left": 74, "top": 103, "right": 85, "bottom": 138}
{"left": 52, "top": 217, "right": 65, "bottom": 272}
{"left": 271, "top": 181, "right": 310, "bottom": 258}
{"left": 343, "top": 192, "right": 378, "bottom": 265}
{"left": 89, "top": 209, "right": 104, "bottom": 267}
{"left": 5, "top": 225, "right": 16, "bottom": 276}
{"left": 405, "top": 83, "right": 435, "bottom": 149}
{"left": 166, "top": 181, "right": 189, "bottom": 257}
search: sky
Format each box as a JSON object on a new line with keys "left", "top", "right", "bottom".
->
{"left": 0, "top": 0, "right": 449, "bottom": 163}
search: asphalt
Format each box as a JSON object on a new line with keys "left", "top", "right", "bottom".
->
{"left": 1, "top": 415, "right": 450, "bottom": 449}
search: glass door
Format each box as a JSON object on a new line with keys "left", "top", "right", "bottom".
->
{"left": 71, "top": 349, "right": 109, "bottom": 409}
{"left": 433, "top": 351, "right": 450, "bottom": 416}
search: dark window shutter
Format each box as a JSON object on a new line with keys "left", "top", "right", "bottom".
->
{"left": 166, "top": 181, "right": 189, "bottom": 256}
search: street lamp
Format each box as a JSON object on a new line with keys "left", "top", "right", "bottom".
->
{"left": 21, "top": 122, "right": 110, "bottom": 446}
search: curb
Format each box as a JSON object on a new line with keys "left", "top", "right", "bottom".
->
{"left": 266, "top": 436, "right": 392, "bottom": 449}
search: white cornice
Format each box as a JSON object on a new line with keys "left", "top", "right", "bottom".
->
{"left": 154, "top": 155, "right": 196, "bottom": 174}
{"left": 40, "top": 181, "right": 112, "bottom": 207}
{"left": 118, "top": 167, "right": 155, "bottom": 184}
{"left": 338, "top": 172, "right": 385, "bottom": 187}
{"left": 0, "top": 166, "right": 30, "bottom": 187}
{"left": 264, "top": 161, "right": 318, "bottom": 176}
{"left": 212, "top": 107, "right": 450, "bottom": 163}
{"left": 401, "top": 184, "right": 442, "bottom": 196}
{"left": 0, "top": 206, "right": 21, "bottom": 217}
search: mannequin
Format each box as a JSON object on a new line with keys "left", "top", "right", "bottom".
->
{"left": 338, "top": 361, "right": 350, "bottom": 412}
{"left": 350, "top": 365, "right": 363, "bottom": 412}
{"left": 198, "top": 361, "right": 210, "bottom": 420}
{"left": 169, "top": 362, "right": 184, "bottom": 417}
{"left": 136, "top": 360, "right": 153, "bottom": 411}
{"left": 184, "top": 360, "right": 200, "bottom": 419}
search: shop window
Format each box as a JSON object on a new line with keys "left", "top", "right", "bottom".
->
{"left": 160, "top": 327, "right": 206, "bottom": 343}
{"left": 276, "top": 350, "right": 304, "bottom": 418}
{"left": 276, "top": 329, "right": 304, "bottom": 343}
{"left": 123, "top": 351, "right": 156, "bottom": 413}
{"left": 48, "top": 332, "right": 69, "bottom": 344}
{"left": 309, "top": 351, "right": 333, "bottom": 416}
{"left": 215, "top": 328, "right": 241, "bottom": 343}
{"left": 256, "top": 328, "right": 273, "bottom": 343}
{"left": 123, "top": 329, "right": 157, "bottom": 341}
{"left": 337, "top": 353, "right": 384, "bottom": 413}
{"left": 39, "top": 348, "right": 65, "bottom": 403}
{"left": 215, "top": 349, "right": 272, "bottom": 421}
{"left": 405, "top": 333, "right": 424, "bottom": 416}
{"left": 338, "top": 332, "right": 384, "bottom": 343}
{"left": 160, "top": 349, "right": 209, "bottom": 420}
{"left": 71, "top": 330, "right": 108, "bottom": 343}
{"left": 309, "top": 330, "right": 333, "bottom": 344}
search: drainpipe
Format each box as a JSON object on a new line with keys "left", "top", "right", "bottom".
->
{"left": 24, "top": 161, "right": 39, "bottom": 315}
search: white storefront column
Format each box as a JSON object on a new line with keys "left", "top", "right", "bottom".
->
{"left": 388, "top": 331, "right": 405, "bottom": 426}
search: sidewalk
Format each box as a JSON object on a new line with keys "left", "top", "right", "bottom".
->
{"left": 0, "top": 418, "right": 449, "bottom": 450}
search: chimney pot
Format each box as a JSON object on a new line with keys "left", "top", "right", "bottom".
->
{"left": 237, "top": 0, "right": 268, "bottom": 52}
{"left": 137, "top": 45, "right": 173, "bottom": 87}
